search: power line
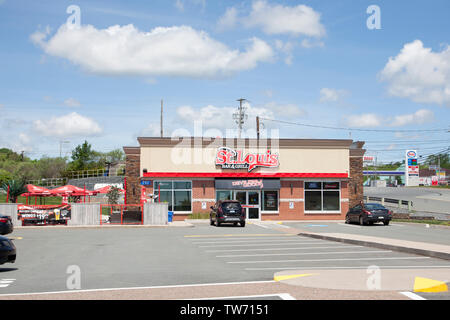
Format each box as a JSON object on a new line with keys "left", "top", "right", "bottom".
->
{"left": 259, "top": 117, "right": 449, "bottom": 133}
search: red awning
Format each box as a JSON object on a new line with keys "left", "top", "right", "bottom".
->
{"left": 50, "top": 185, "right": 99, "bottom": 196}
{"left": 21, "top": 184, "right": 52, "bottom": 197}
{"left": 94, "top": 185, "right": 125, "bottom": 194}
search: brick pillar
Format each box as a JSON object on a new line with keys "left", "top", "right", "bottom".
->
{"left": 349, "top": 155, "right": 364, "bottom": 208}
{"left": 124, "top": 147, "right": 141, "bottom": 205}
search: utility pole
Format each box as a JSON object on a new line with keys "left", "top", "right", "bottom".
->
{"left": 59, "top": 140, "right": 70, "bottom": 158}
{"left": 256, "top": 116, "right": 260, "bottom": 140}
{"left": 160, "top": 99, "right": 164, "bottom": 138}
{"left": 233, "top": 98, "right": 248, "bottom": 139}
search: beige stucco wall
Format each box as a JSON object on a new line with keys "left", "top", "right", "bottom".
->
{"left": 140, "top": 145, "right": 349, "bottom": 175}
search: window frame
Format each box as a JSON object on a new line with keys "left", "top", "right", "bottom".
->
{"left": 153, "top": 180, "right": 192, "bottom": 214}
{"left": 304, "top": 180, "right": 341, "bottom": 214}
{"left": 261, "top": 189, "right": 279, "bottom": 214}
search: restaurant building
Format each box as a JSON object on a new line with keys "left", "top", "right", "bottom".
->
{"left": 123, "top": 137, "right": 365, "bottom": 221}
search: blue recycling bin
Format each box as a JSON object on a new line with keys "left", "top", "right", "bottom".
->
{"left": 168, "top": 211, "right": 173, "bottom": 223}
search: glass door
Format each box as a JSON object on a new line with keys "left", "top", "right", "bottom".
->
{"left": 247, "top": 191, "right": 260, "bottom": 220}
{"left": 234, "top": 191, "right": 260, "bottom": 220}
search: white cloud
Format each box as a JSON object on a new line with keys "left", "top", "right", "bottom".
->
{"left": 275, "top": 40, "right": 294, "bottom": 65}
{"left": 175, "top": 0, "right": 184, "bottom": 12}
{"left": 175, "top": 101, "right": 305, "bottom": 134}
{"left": 217, "top": 7, "right": 238, "bottom": 30}
{"left": 31, "top": 24, "right": 273, "bottom": 78}
{"left": 301, "top": 38, "right": 324, "bottom": 48}
{"left": 345, "top": 109, "right": 435, "bottom": 128}
{"left": 33, "top": 112, "right": 102, "bottom": 138}
{"left": 346, "top": 113, "right": 383, "bottom": 128}
{"left": 379, "top": 40, "right": 450, "bottom": 106}
{"left": 319, "top": 88, "right": 348, "bottom": 102}
{"left": 63, "top": 98, "right": 81, "bottom": 107}
{"left": 244, "top": 1, "right": 325, "bottom": 37}
{"left": 390, "top": 109, "right": 434, "bottom": 127}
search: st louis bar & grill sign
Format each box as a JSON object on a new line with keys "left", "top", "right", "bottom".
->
{"left": 215, "top": 147, "right": 279, "bottom": 172}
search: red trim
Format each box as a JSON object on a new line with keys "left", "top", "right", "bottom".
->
{"left": 142, "top": 172, "right": 348, "bottom": 178}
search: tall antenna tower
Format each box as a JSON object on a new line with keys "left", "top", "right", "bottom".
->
{"left": 233, "top": 98, "right": 248, "bottom": 139}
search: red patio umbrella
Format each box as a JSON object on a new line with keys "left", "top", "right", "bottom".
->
{"left": 94, "top": 185, "right": 125, "bottom": 194}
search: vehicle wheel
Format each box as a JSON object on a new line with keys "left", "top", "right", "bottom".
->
{"left": 233, "top": 222, "right": 238, "bottom": 227}
{"left": 369, "top": 221, "right": 374, "bottom": 226}
{"left": 345, "top": 215, "right": 350, "bottom": 224}
{"left": 359, "top": 216, "right": 365, "bottom": 226}
{"left": 240, "top": 221, "right": 245, "bottom": 227}
{"left": 384, "top": 221, "right": 390, "bottom": 226}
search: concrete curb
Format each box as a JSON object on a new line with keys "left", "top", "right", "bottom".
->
{"left": 13, "top": 222, "right": 194, "bottom": 229}
{"left": 297, "top": 232, "right": 450, "bottom": 261}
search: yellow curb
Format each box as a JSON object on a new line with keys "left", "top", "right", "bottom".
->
{"left": 274, "top": 273, "right": 319, "bottom": 282}
{"left": 414, "top": 277, "right": 448, "bottom": 293}
{"left": 8, "top": 236, "right": 23, "bottom": 240}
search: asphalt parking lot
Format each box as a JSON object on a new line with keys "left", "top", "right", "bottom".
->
{"left": 0, "top": 222, "right": 449, "bottom": 300}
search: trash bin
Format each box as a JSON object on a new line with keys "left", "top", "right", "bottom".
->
{"left": 168, "top": 211, "right": 173, "bottom": 223}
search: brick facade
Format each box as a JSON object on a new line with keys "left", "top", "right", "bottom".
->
{"left": 124, "top": 147, "right": 141, "bottom": 205}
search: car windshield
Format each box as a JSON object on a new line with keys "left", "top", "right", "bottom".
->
{"left": 365, "top": 204, "right": 386, "bottom": 210}
{"left": 221, "top": 202, "right": 241, "bottom": 210}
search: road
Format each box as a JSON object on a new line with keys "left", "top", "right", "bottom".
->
{"left": 0, "top": 222, "right": 449, "bottom": 300}
{"left": 364, "top": 186, "right": 450, "bottom": 218}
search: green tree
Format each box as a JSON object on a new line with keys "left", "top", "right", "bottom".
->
{"left": 0, "top": 169, "right": 12, "bottom": 185}
{"left": 70, "top": 140, "right": 96, "bottom": 171}
{"left": 107, "top": 186, "right": 121, "bottom": 204}
{"left": 1, "top": 179, "right": 27, "bottom": 203}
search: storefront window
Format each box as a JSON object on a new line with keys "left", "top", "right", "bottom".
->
{"left": 305, "top": 182, "right": 340, "bottom": 212}
{"left": 262, "top": 190, "right": 278, "bottom": 211}
{"left": 154, "top": 180, "right": 192, "bottom": 212}
{"left": 216, "top": 190, "right": 232, "bottom": 201}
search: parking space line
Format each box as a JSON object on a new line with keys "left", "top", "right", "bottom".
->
{"left": 245, "top": 265, "right": 450, "bottom": 271}
{"left": 216, "top": 250, "right": 391, "bottom": 258}
{"left": 227, "top": 256, "right": 431, "bottom": 264}
{"left": 193, "top": 239, "right": 323, "bottom": 245}
{"left": 191, "top": 236, "right": 297, "bottom": 242}
{"left": 205, "top": 245, "right": 364, "bottom": 253}
{"left": 184, "top": 234, "right": 293, "bottom": 238}
{"left": 192, "top": 293, "right": 296, "bottom": 300}
{"left": 199, "top": 241, "right": 323, "bottom": 248}
{"left": 400, "top": 292, "right": 427, "bottom": 300}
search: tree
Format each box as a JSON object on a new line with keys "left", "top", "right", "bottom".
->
{"left": 70, "top": 141, "right": 95, "bottom": 171}
{"left": 1, "top": 179, "right": 27, "bottom": 203}
{"left": 107, "top": 186, "right": 120, "bottom": 205}
{"left": 0, "top": 169, "right": 12, "bottom": 185}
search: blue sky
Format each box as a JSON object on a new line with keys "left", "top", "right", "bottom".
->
{"left": 0, "top": 0, "right": 449, "bottom": 163}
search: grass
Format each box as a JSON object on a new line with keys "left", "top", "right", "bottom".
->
{"left": 0, "top": 194, "right": 63, "bottom": 205}
{"left": 188, "top": 212, "right": 210, "bottom": 219}
{"left": 392, "top": 219, "right": 450, "bottom": 226}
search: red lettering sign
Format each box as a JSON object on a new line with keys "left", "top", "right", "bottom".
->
{"left": 215, "top": 147, "right": 279, "bottom": 172}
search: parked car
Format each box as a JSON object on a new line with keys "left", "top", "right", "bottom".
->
{"left": 0, "top": 215, "right": 13, "bottom": 235}
{"left": 345, "top": 203, "right": 392, "bottom": 226}
{"left": 210, "top": 200, "right": 245, "bottom": 227}
{"left": 0, "top": 235, "right": 16, "bottom": 265}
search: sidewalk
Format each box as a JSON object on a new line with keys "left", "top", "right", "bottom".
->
{"left": 296, "top": 230, "right": 450, "bottom": 261}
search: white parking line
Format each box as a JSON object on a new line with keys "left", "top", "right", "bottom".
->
{"left": 245, "top": 265, "right": 450, "bottom": 271}
{"left": 194, "top": 239, "right": 321, "bottom": 245}
{"left": 206, "top": 245, "right": 364, "bottom": 253}
{"left": 216, "top": 250, "right": 391, "bottom": 258}
{"left": 400, "top": 292, "right": 427, "bottom": 300}
{"left": 0, "top": 279, "right": 16, "bottom": 288}
{"left": 227, "top": 256, "right": 431, "bottom": 264}
{"left": 199, "top": 241, "right": 324, "bottom": 248}
{"left": 192, "top": 293, "right": 296, "bottom": 300}
{"left": 338, "top": 223, "right": 362, "bottom": 228}
{"left": 191, "top": 236, "right": 296, "bottom": 242}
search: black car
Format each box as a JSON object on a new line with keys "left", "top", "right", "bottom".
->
{"left": 345, "top": 203, "right": 392, "bottom": 226}
{"left": 0, "top": 215, "right": 13, "bottom": 235}
{"left": 210, "top": 200, "right": 245, "bottom": 227}
{"left": 0, "top": 235, "right": 16, "bottom": 265}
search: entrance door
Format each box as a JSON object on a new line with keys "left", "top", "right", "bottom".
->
{"left": 234, "top": 191, "right": 260, "bottom": 220}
